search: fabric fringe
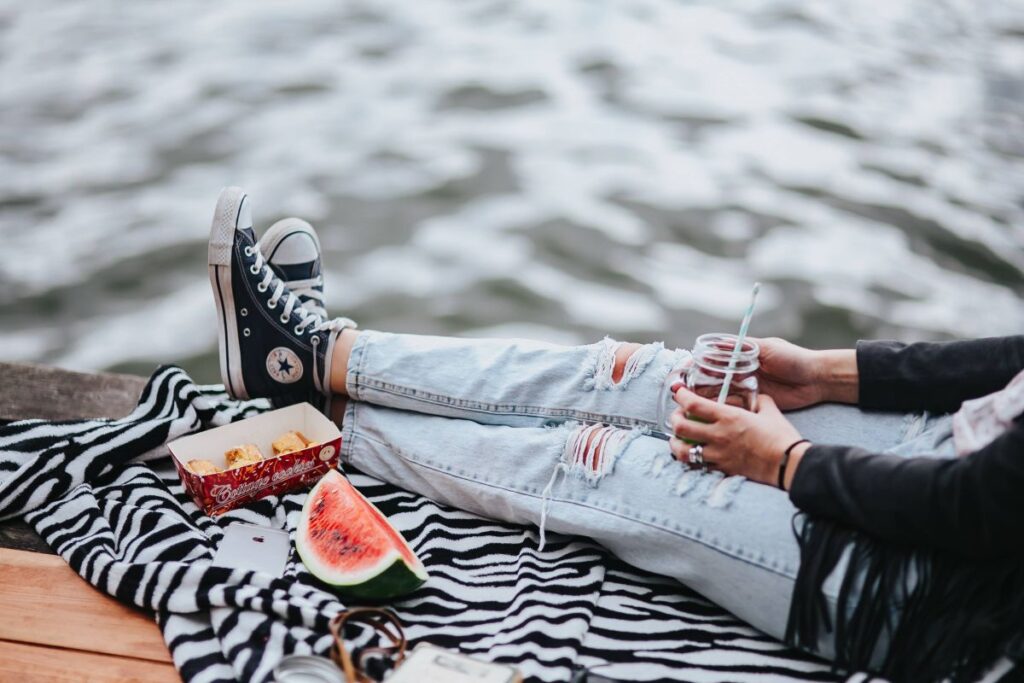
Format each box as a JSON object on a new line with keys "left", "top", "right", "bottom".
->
{"left": 786, "top": 514, "right": 1024, "bottom": 683}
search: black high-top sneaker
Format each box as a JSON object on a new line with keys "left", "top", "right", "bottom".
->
{"left": 260, "top": 217, "right": 333, "bottom": 413}
{"left": 208, "top": 187, "right": 356, "bottom": 401}
{"left": 261, "top": 218, "right": 327, "bottom": 319}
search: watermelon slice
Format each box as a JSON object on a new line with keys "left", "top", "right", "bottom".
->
{"left": 296, "top": 470, "right": 428, "bottom": 600}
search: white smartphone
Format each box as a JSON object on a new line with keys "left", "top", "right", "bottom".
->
{"left": 212, "top": 523, "right": 291, "bottom": 577}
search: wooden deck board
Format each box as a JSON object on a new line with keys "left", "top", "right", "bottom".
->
{"left": 0, "top": 361, "right": 146, "bottom": 423}
{"left": 1, "top": 363, "right": 177, "bottom": 680}
{"left": 0, "top": 640, "right": 179, "bottom": 682}
{"left": 0, "top": 548, "right": 172, "bottom": 664}
{"left": 0, "top": 361, "right": 147, "bottom": 555}
{"left": 0, "top": 518, "right": 51, "bottom": 554}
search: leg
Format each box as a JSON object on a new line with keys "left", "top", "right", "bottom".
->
{"left": 342, "top": 400, "right": 805, "bottom": 643}
{"left": 206, "top": 196, "right": 924, "bottom": 445}
{"left": 784, "top": 403, "right": 918, "bottom": 453}
{"left": 204, "top": 188, "right": 932, "bottom": 452}
{"left": 342, "top": 400, "right": 961, "bottom": 666}
{"left": 331, "top": 334, "right": 642, "bottom": 396}
{"left": 205, "top": 187, "right": 653, "bottom": 423}
{"left": 331, "top": 329, "right": 943, "bottom": 453}
{"left": 331, "top": 330, "right": 686, "bottom": 429}
{"left": 786, "top": 403, "right": 955, "bottom": 458}
{"left": 332, "top": 329, "right": 945, "bottom": 459}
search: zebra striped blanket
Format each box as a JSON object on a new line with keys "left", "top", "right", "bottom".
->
{"left": 0, "top": 366, "right": 839, "bottom": 682}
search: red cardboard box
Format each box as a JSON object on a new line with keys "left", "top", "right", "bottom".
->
{"left": 168, "top": 403, "right": 342, "bottom": 516}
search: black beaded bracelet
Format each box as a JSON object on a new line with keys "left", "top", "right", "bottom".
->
{"left": 778, "top": 439, "right": 811, "bottom": 490}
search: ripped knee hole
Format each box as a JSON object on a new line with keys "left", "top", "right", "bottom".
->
{"left": 587, "top": 338, "right": 662, "bottom": 391}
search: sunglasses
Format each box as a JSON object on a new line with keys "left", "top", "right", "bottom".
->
{"left": 329, "top": 608, "right": 407, "bottom": 683}
{"left": 329, "top": 608, "right": 626, "bottom": 683}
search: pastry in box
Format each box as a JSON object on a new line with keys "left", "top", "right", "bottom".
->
{"left": 168, "top": 403, "right": 342, "bottom": 516}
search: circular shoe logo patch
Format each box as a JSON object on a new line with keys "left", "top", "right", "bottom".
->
{"left": 318, "top": 445, "right": 336, "bottom": 462}
{"left": 266, "top": 347, "right": 304, "bottom": 384}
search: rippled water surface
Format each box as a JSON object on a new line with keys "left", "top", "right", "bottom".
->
{"left": 1, "top": 0, "right": 1022, "bottom": 381}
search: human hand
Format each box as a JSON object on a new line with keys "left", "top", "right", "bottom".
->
{"left": 668, "top": 389, "right": 805, "bottom": 487}
{"left": 748, "top": 337, "right": 827, "bottom": 410}
{"left": 751, "top": 337, "right": 859, "bottom": 409}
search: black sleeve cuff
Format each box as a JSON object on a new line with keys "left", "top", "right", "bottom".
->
{"left": 855, "top": 339, "right": 907, "bottom": 411}
{"left": 788, "top": 443, "right": 858, "bottom": 519}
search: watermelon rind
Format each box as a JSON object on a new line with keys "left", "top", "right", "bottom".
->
{"left": 296, "top": 470, "right": 428, "bottom": 600}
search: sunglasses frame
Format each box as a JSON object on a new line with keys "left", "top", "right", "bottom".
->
{"left": 329, "top": 608, "right": 407, "bottom": 683}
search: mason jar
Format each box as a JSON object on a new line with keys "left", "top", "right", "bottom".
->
{"left": 658, "top": 333, "right": 760, "bottom": 440}
{"left": 686, "top": 333, "right": 759, "bottom": 411}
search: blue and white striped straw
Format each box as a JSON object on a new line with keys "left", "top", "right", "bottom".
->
{"left": 716, "top": 282, "right": 762, "bottom": 404}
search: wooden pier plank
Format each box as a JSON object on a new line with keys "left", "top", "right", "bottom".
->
{"left": 0, "top": 361, "right": 146, "bottom": 423}
{"left": 0, "top": 361, "right": 147, "bottom": 555}
{"left": 0, "top": 548, "right": 172, "bottom": 664}
{"left": 0, "top": 640, "right": 179, "bottom": 683}
{"left": 0, "top": 364, "right": 176, "bottom": 679}
{"left": 0, "top": 518, "right": 50, "bottom": 554}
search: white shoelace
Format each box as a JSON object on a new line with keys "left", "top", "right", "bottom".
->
{"left": 284, "top": 276, "right": 326, "bottom": 318}
{"left": 244, "top": 244, "right": 355, "bottom": 336}
{"left": 286, "top": 276, "right": 325, "bottom": 304}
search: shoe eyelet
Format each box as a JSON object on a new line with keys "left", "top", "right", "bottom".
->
{"left": 243, "top": 328, "right": 251, "bottom": 337}
{"left": 240, "top": 307, "right": 248, "bottom": 317}
{"left": 258, "top": 283, "right": 268, "bottom": 293}
{"left": 280, "top": 313, "right": 290, "bottom": 324}
{"left": 244, "top": 246, "right": 253, "bottom": 257}
{"left": 267, "top": 297, "right": 277, "bottom": 308}
{"left": 294, "top": 325, "right": 306, "bottom": 335}
{"left": 249, "top": 264, "right": 260, "bottom": 275}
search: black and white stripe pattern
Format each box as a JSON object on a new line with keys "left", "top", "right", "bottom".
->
{"left": 0, "top": 367, "right": 840, "bottom": 682}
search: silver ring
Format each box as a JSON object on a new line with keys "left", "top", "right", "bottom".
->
{"left": 687, "top": 444, "right": 704, "bottom": 466}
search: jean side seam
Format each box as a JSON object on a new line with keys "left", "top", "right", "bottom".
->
{"left": 348, "top": 428, "right": 798, "bottom": 582}
{"left": 355, "top": 379, "right": 656, "bottom": 429}
{"left": 345, "top": 331, "right": 373, "bottom": 403}
{"left": 340, "top": 401, "right": 360, "bottom": 462}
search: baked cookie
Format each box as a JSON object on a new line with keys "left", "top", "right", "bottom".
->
{"left": 187, "top": 459, "right": 222, "bottom": 475}
{"left": 272, "top": 431, "right": 311, "bottom": 456}
{"left": 225, "top": 444, "right": 264, "bottom": 469}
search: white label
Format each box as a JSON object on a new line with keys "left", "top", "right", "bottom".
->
{"left": 266, "top": 347, "right": 304, "bottom": 384}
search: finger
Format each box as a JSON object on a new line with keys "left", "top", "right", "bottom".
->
{"left": 749, "top": 335, "right": 780, "bottom": 350}
{"left": 701, "top": 450, "right": 729, "bottom": 474}
{"left": 672, "top": 389, "right": 727, "bottom": 422}
{"left": 669, "top": 411, "right": 717, "bottom": 442}
{"left": 669, "top": 437, "right": 710, "bottom": 461}
{"left": 678, "top": 389, "right": 749, "bottom": 424}
{"left": 671, "top": 384, "right": 692, "bottom": 401}
{"left": 756, "top": 393, "right": 781, "bottom": 416}
{"left": 669, "top": 438, "right": 724, "bottom": 471}
{"left": 688, "top": 440, "right": 733, "bottom": 473}
{"left": 668, "top": 437, "right": 689, "bottom": 460}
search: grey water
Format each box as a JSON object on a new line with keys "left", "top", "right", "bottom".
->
{"left": 0, "top": 0, "right": 1022, "bottom": 383}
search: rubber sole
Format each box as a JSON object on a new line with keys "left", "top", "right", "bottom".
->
{"left": 208, "top": 187, "right": 250, "bottom": 400}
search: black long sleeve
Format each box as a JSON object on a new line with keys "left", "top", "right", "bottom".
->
{"left": 789, "top": 336, "right": 1024, "bottom": 558}
{"left": 790, "top": 421, "right": 1024, "bottom": 557}
{"left": 857, "top": 336, "right": 1024, "bottom": 412}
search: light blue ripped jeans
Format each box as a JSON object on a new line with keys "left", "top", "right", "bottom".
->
{"left": 338, "top": 332, "right": 955, "bottom": 659}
